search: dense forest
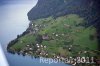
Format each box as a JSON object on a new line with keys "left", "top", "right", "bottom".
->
{"left": 28, "top": 0, "right": 99, "bottom": 24}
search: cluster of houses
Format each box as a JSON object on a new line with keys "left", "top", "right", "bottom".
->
{"left": 19, "top": 43, "right": 73, "bottom": 58}
{"left": 35, "top": 43, "right": 49, "bottom": 57}
{"left": 19, "top": 43, "right": 49, "bottom": 57}
{"left": 19, "top": 44, "right": 33, "bottom": 55}
{"left": 29, "top": 23, "right": 48, "bottom": 35}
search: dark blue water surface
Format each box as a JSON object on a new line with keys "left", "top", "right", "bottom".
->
{"left": 0, "top": 0, "right": 70, "bottom": 66}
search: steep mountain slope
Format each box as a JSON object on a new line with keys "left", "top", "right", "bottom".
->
{"left": 28, "top": 0, "right": 99, "bottom": 25}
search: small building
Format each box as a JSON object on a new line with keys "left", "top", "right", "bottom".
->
{"left": 44, "top": 46, "right": 47, "bottom": 48}
{"left": 42, "top": 34, "right": 49, "bottom": 40}
{"left": 37, "top": 45, "right": 40, "bottom": 48}
{"left": 41, "top": 45, "right": 43, "bottom": 48}
{"left": 26, "top": 44, "right": 30, "bottom": 47}
{"left": 29, "top": 48, "right": 33, "bottom": 51}
{"left": 55, "top": 34, "right": 59, "bottom": 37}
{"left": 36, "top": 44, "right": 39, "bottom": 46}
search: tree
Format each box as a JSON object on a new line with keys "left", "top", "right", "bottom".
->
{"left": 36, "top": 34, "right": 43, "bottom": 43}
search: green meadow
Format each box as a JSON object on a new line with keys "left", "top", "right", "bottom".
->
{"left": 9, "top": 14, "right": 98, "bottom": 57}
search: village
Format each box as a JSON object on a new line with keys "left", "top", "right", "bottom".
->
{"left": 7, "top": 14, "right": 99, "bottom": 65}
{"left": 17, "top": 16, "right": 95, "bottom": 58}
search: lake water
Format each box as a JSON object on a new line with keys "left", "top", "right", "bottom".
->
{"left": 0, "top": 0, "right": 70, "bottom": 66}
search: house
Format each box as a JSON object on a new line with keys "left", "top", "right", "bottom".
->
{"left": 36, "top": 44, "right": 39, "bottom": 46}
{"left": 52, "top": 33, "right": 55, "bottom": 35}
{"left": 32, "top": 24, "right": 33, "bottom": 26}
{"left": 26, "top": 44, "right": 30, "bottom": 47}
{"left": 40, "top": 50, "right": 46, "bottom": 56}
{"left": 37, "top": 45, "right": 40, "bottom": 48}
{"left": 44, "top": 46, "right": 47, "bottom": 48}
{"left": 40, "top": 45, "right": 43, "bottom": 48}
{"left": 29, "top": 48, "right": 33, "bottom": 51}
{"left": 35, "top": 25, "right": 38, "bottom": 27}
{"left": 46, "top": 53, "right": 48, "bottom": 56}
{"left": 55, "top": 34, "right": 59, "bottom": 37}
{"left": 62, "top": 34, "right": 64, "bottom": 36}
{"left": 84, "top": 51, "right": 87, "bottom": 53}
{"left": 42, "top": 34, "right": 49, "bottom": 40}
{"left": 64, "top": 24, "right": 71, "bottom": 28}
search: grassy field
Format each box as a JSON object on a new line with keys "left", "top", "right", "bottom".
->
{"left": 9, "top": 14, "right": 98, "bottom": 57}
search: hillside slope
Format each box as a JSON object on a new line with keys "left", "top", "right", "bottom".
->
{"left": 28, "top": 0, "right": 100, "bottom": 51}
{"left": 7, "top": 0, "right": 100, "bottom": 65}
{"left": 8, "top": 14, "right": 98, "bottom": 58}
